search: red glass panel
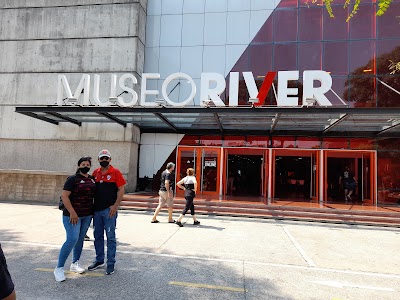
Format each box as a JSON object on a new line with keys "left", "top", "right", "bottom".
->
{"left": 246, "top": 136, "right": 270, "bottom": 147}
{"left": 377, "top": 75, "right": 400, "bottom": 107}
{"left": 296, "top": 137, "right": 321, "bottom": 149}
{"left": 323, "top": 41, "right": 348, "bottom": 75}
{"left": 377, "top": 3, "right": 400, "bottom": 39}
{"left": 376, "top": 40, "right": 400, "bottom": 76}
{"left": 350, "top": 4, "right": 375, "bottom": 40}
{"left": 274, "top": 43, "right": 297, "bottom": 71}
{"left": 273, "top": 9, "right": 298, "bottom": 42}
{"left": 322, "top": 138, "right": 349, "bottom": 149}
{"left": 231, "top": 50, "right": 249, "bottom": 73}
{"left": 250, "top": 44, "right": 273, "bottom": 77}
{"left": 325, "top": 76, "right": 348, "bottom": 105}
{"left": 349, "top": 138, "right": 375, "bottom": 150}
{"left": 223, "top": 136, "right": 246, "bottom": 147}
{"left": 252, "top": 18, "right": 273, "bottom": 44}
{"left": 278, "top": 0, "right": 299, "bottom": 8}
{"left": 198, "top": 136, "right": 223, "bottom": 146}
{"left": 299, "top": 7, "right": 323, "bottom": 41}
{"left": 346, "top": 76, "right": 376, "bottom": 108}
{"left": 376, "top": 138, "right": 400, "bottom": 151}
{"left": 377, "top": 151, "right": 400, "bottom": 204}
{"left": 179, "top": 135, "right": 199, "bottom": 146}
{"left": 323, "top": 5, "right": 349, "bottom": 40}
{"left": 272, "top": 137, "right": 296, "bottom": 148}
{"left": 349, "top": 40, "right": 375, "bottom": 74}
{"left": 298, "top": 42, "right": 322, "bottom": 74}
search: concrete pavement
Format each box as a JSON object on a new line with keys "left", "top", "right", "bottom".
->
{"left": 0, "top": 202, "right": 399, "bottom": 299}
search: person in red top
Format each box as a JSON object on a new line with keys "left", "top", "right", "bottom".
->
{"left": 88, "top": 149, "right": 126, "bottom": 275}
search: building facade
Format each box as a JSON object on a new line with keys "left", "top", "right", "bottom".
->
{"left": 1, "top": 0, "right": 399, "bottom": 206}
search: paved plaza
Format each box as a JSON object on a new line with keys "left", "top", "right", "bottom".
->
{"left": 0, "top": 202, "right": 399, "bottom": 300}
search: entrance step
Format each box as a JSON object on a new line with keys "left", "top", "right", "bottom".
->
{"left": 121, "top": 193, "right": 400, "bottom": 227}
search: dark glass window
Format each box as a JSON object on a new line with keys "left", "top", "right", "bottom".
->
{"left": 350, "top": 4, "right": 375, "bottom": 40}
{"left": 278, "top": 0, "right": 299, "bottom": 8}
{"left": 299, "top": 7, "right": 323, "bottom": 41}
{"left": 347, "top": 76, "right": 376, "bottom": 107}
{"left": 323, "top": 5, "right": 349, "bottom": 40}
{"left": 377, "top": 75, "right": 400, "bottom": 107}
{"left": 325, "top": 76, "right": 349, "bottom": 105}
{"left": 298, "top": 42, "right": 322, "bottom": 74}
{"left": 274, "top": 43, "right": 297, "bottom": 71}
{"left": 349, "top": 40, "right": 375, "bottom": 74}
{"left": 250, "top": 44, "right": 273, "bottom": 76}
{"left": 323, "top": 41, "right": 348, "bottom": 75}
{"left": 253, "top": 18, "right": 273, "bottom": 44}
{"left": 273, "top": 9, "right": 298, "bottom": 42}
{"left": 376, "top": 40, "right": 400, "bottom": 76}
{"left": 377, "top": 3, "right": 400, "bottom": 39}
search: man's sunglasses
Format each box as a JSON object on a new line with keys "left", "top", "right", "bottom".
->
{"left": 99, "top": 156, "right": 110, "bottom": 161}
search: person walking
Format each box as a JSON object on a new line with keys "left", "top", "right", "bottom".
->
{"left": 175, "top": 168, "right": 200, "bottom": 227}
{"left": 339, "top": 165, "right": 357, "bottom": 202}
{"left": 151, "top": 162, "right": 176, "bottom": 223}
{"left": 88, "top": 150, "right": 126, "bottom": 275}
{"left": 54, "top": 156, "right": 95, "bottom": 282}
{"left": 0, "top": 243, "right": 16, "bottom": 300}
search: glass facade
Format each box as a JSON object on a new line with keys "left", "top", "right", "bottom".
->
{"left": 145, "top": 0, "right": 400, "bottom": 206}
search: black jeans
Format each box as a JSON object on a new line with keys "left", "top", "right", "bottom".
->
{"left": 182, "top": 190, "right": 195, "bottom": 215}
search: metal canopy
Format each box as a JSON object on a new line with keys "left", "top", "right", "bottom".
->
{"left": 15, "top": 106, "right": 400, "bottom": 137}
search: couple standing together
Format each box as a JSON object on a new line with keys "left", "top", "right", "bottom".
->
{"left": 54, "top": 149, "right": 126, "bottom": 282}
{"left": 151, "top": 162, "right": 200, "bottom": 228}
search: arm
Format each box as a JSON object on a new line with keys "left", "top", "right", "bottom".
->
{"left": 109, "top": 185, "right": 125, "bottom": 217}
{"left": 193, "top": 179, "right": 198, "bottom": 193}
{"left": 176, "top": 178, "right": 185, "bottom": 190}
{"left": 61, "top": 190, "right": 79, "bottom": 225}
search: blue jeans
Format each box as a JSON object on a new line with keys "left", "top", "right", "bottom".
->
{"left": 93, "top": 208, "right": 117, "bottom": 266}
{"left": 57, "top": 215, "right": 92, "bottom": 268}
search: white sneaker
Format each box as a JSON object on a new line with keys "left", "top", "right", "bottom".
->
{"left": 54, "top": 267, "right": 66, "bottom": 282}
{"left": 70, "top": 261, "right": 85, "bottom": 274}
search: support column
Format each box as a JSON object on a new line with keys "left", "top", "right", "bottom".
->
{"left": 219, "top": 147, "right": 224, "bottom": 198}
{"left": 268, "top": 148, "right": 273, "bottom": 204}
{"left": 319, "top": 149, "right": 324, "bottom": 204}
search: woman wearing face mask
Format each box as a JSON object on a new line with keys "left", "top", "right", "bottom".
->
{"left": 54, "top": 156, "right": 96, "bottom": 282}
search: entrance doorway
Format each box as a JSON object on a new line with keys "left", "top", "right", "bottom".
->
{"left": 272, "top": 149, "right": 318, "bottom": 201}
{"left": 227, "top": 154, "right": 263, "bottom": 197}
{"left": 325, "top": 150, "right": 376, "bottom": 204}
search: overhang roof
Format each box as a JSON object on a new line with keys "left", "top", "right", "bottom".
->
{"left": 15, "top": 106, "right": 400, "bottom": 137}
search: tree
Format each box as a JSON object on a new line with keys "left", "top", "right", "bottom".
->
{"left": 305, "top": 0, "right": 393, "bottom": 21}
{"left": 305, "top": 0, "right": 399, "bottom": 73}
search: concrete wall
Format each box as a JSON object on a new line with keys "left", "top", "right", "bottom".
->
{"left": 0, "top": 169, "right": 69, "bottom": 203}
{"left": 0, "top": 0, "right": 146, "bottom": 195}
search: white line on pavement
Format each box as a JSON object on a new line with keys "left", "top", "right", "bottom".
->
{"left": 310, "top": 280, "right": 396, "bottom": 292}
{"left": 2, "top": 240, "right": 400, "bottom": 280}
{"left": 281, "top": 226, "right": 316, "bottom": 267}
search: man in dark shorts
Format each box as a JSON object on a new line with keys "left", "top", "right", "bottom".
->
{"left": 151, "top": 162, "right": 175, "bottom": 223}
{"left": 339, "top": 165, "right": 357, "bottom": 202}
{"left": 0, "top": 243, "right": 16, "bottom": 300}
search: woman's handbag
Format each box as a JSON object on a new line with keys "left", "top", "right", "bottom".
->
{"left": 58, "top": 197, "right": 65, "bottom": 211}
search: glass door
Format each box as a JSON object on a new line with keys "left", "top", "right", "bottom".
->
{"left": 201, "top": 148, "right": 220, "bottom": 194}
{"left": 310, "top": 152, "right": 317, "bottom": 199}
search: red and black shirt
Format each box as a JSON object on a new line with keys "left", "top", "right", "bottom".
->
{"left": 63, "top": 174, "right": 96, "bottom": 217}
{"left": 92, "top": 165, "right": 126, "bottom": 211}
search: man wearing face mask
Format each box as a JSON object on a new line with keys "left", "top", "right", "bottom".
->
{"left": 88, "top": 149, "right": 126, "bottom": 275}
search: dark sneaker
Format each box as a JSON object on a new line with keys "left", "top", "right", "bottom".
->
{"left": 176, "top": 221, "right": 183, "bottom": 227}
{"left": 88, "top": 261, "right": 104, "bottom": 271}
{"left": 193, "top": 221, "right": 200, "bottom": 225}
{"left": 106, "top": 265, "right": 115, "bottom": 275}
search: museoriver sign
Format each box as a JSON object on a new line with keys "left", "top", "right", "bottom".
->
{"left": 57, "top": 71, "right": 335, "bottom": 108}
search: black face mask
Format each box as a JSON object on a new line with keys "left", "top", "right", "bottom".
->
{"left": 79, "top": 167, "right": 90, "bottom": 174}
{"left": 100, "top": 161, "right": 110, "bottom": 168}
